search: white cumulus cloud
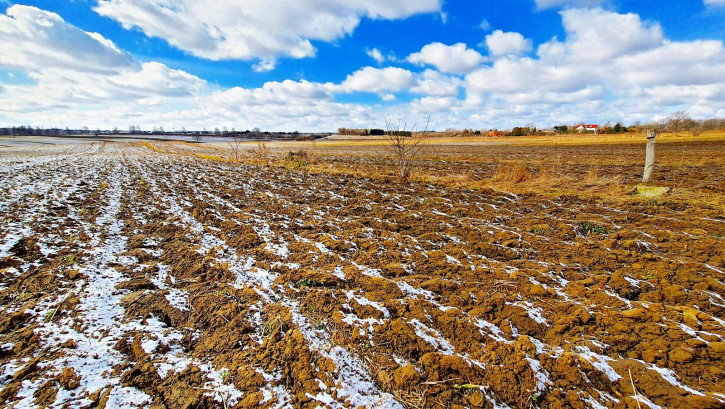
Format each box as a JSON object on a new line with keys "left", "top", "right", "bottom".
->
{"left": 554, "top": 8, "right": 663, "bottom": 63}
{"left": 411, "top": 70, "right": 463, "bottom": 97}
{"left": 0, "top": 6, "right": 205, "bottom": 115}
{"left": 0, "top": 5, "right": 133, "bottom": 73}
{"left": 2, "top": 4, "right": 724, "bottom": 133}
{"left": 366, "top": 48, "right": 386, "bottom": 64}
{"left": 485, "top": 30, "right": 533, "bottom": 56}
{"left": 407, "top": 42, "right": 485, "bottom": 74}
{"left": 411, "top": 96, "right": 459, "bottom": 114}
{"left": 208, "top": 79, "right": 335, "bottom": 107}
{"left": 465, "top": 7, "right": 725, "bottom": 126}
{"left": 466, "top": 57, "right": 595, "bottom": 95}
{"left": 339, "top": 66, "right": 415, "bottom": 94}
{"left": 111, "top": 62, "right": 206, "bottom": 97}
{"left": 94, "top": 0, "right": 442, "bottom": 69}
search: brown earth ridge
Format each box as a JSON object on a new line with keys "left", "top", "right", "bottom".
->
{"left": 0, "top": 138, "right": 723, "bottom": 408}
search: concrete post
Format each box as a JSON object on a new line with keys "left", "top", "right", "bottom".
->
{"left": 642, "top": 130, "right": 656, "bottom": 184}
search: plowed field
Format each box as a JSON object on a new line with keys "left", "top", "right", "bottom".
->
{"left": 1, "top": 139, "right": 723, "bottom": 408}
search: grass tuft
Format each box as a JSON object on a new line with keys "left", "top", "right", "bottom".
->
{"left": 577, "top": 221, "right": 610, "bottom": 236}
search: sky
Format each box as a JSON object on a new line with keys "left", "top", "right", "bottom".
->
{"left": 0, "top": 0, "right": 724, "bottom": 132}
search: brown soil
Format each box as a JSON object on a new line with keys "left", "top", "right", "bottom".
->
{"left": 0, "top": 139, "right": 723, "bottom": 408}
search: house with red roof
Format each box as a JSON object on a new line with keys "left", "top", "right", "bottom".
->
{"left": 576, "top": 124, "right": 599, "bottom": 134}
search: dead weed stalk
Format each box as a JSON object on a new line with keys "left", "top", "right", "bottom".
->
{"left": 247, "top": 142, "right": 272, "bottom": 162}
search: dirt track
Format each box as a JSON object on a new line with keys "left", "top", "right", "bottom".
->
{"left": 0, "top": 141, "right": 724, "bottom": 408}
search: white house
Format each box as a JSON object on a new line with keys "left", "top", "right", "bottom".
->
{"left": 576, "top": 124, "right": 599, "bottom": 134}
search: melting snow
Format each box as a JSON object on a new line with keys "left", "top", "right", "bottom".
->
{"left": 574, "top": 346, "right": 621, "bottom": 382}
{"left": 409, "top": 319, "right": 455, "bottom": 355}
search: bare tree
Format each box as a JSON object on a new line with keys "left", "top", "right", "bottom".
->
{"left": 525, "top": 122, "right": 536, "bottom": 135}
{"left": 383, "top": 115, "right": 429, "bottom": 180}
{"left": 229, "top": 133, "right": 243, "bottom": 163}
{"left": 665, "top": 110, "right": 691, "bottom": 133}
{"left": 193, "top": 132, "right": 203, "bottom": 143}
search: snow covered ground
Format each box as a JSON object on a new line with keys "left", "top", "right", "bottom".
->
{"left": 0, "top": 141, "right": 723, "bottom": 408}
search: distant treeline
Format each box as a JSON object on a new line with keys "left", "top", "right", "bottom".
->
{"left": 552, "top": 123, "right": 628, "bottom": 134}
{"left": 0, "top": 126, "right": 76, "bottom": 136}
{"left": 550, "top": 115, "right": 725, "bottom": 136}
{"left": 338, "top": 128, "right": 412, "bottom": 137}
{"left": 3, "top": 113, "right": 722, "bottom": 139}
{"left": 465, "top": 116, "right": 724, "bottom": 137}
{"left": 0, "top": 126, "right": 330, "bottom": 140}
{"left": 400, "top": 114, "right": 724, "bottom": 137}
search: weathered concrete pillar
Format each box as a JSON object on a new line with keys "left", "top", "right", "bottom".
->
{"left": 642, "top": 130, "right": 656, "bottom": 184}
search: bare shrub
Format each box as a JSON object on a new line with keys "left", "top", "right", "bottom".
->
{"left": 285, "top": 150, "right": 310, "bottom": 168}
{"left": 286, "top": 149, "right": 308, "bottom": 162}
{"left": 228, "top": 134, "right": 243, "bottom": 163}
{"left": 247, "top": 142, "right": 271, "bottom": 162}
{"left": 383, "top": 116, "right": 429, "bottom": 180}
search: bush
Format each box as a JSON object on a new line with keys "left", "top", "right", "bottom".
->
{"left": 286, "top": 150, "right": 310, "bottom": 168}
{"left": 247, "top": 142, "right": 271, "bottom": 161}
{"left": 576, "top": 221, "right": 610, "bottom": 236}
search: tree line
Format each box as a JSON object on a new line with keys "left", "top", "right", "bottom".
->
{"left": 442, "top": 113, "right": 724, "bottom": 137}
{"left": 3, "top": 112, "right": 722, "bottom": 139}
{"left": 0, "top": 126, "right": 330, "bottom": 140}
{"left": 338, "top": 127, "right": 412, "bottom": 137}
{"left": 552, "top": 112, "right": 724, "bottom": 135}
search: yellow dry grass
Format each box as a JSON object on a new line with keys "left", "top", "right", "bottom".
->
{"left": 145, "top": 132, "right": 725, "bottom": 207}
{"left": 141, "top": 141, "right": 169, "bottom": 154}
{"left": 481, "top": 131, "right": 725, "bottom": 147}
{"left": 408, "top": 163, "right": 628, "bottom": 200}
{"left": 202, "top": 130, "right": 725, "bottom": 150}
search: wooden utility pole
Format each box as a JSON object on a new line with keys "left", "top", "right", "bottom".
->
{"left": 642, "top": 130, "right": 656, "bottom": 183}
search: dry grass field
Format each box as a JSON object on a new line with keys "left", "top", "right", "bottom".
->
{"left": 0, "top": 133, "right": 723, "bottom": 408}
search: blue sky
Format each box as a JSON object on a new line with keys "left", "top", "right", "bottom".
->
{"left": 0, "top": 0, "right": 724, "bottom": 131}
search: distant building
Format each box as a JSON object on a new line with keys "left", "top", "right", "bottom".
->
{"left": 576, "top": 124, "right": 599, "bottom": 134}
